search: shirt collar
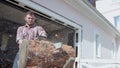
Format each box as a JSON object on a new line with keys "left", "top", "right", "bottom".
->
{"left": 25, "top": 24, "right": 35, "bottom": 28}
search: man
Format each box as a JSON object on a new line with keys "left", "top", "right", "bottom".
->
{"left": 12, "top": 11, "right": 47, "bottom": 68}
{"left": 17, "top": 11, "right": 47, "bottom": 45}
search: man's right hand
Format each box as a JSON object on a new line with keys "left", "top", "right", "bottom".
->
{"left": 18, "top": 40, "right": 23, "bottom": 45}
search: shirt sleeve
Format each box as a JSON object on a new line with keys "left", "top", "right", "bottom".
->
{"left": 37, "top": 26, "right": 47, "bottom": 38}
{"left": 16, "top": 26, "right": 23, "bottom": 42}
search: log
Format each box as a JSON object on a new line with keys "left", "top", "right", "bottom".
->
{"left": 18, "top": 40, "right": 75, "bottom": 68}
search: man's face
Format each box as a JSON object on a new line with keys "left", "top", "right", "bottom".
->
{"left": 24, "top": 14, "right": 35, "bottom": 25}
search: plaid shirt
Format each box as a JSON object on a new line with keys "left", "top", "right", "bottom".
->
{"left": 16, "top": 24, "right": 47, "bottom": 42}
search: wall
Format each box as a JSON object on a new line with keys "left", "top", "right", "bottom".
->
{"left": 24, "top": 0, "right": 116, "bottom": 59}
{"left": 96, "top": 0, "right": 120, "bottom": 31}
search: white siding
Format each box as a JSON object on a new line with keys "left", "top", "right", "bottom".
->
{"left": 31, "top": 0, "right": 117, "bottom": 59}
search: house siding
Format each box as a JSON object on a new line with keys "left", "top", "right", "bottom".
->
{"left": 29, "top": 0, "right": 118, "bottom": 59}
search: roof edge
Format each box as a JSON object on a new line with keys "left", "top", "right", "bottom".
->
{"left": 64, "top": 0, "right": 120, "bottom": 37}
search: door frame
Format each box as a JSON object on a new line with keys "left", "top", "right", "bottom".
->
{"left": 14, "top": 0, "right": 83, "bottom": 67}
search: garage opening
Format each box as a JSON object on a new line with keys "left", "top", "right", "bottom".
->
{"left": 0, "top": 0, "right": 76, "bottom": 67}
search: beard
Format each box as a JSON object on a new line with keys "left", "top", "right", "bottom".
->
{"left": 26, "top": 22, "right": 34, "bottom": 27}
{"left": 27, "top": 21, "right": 34, "bottom": 25}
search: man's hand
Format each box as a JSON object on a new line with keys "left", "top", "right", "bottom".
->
{"left": 18, "top": 40, "right": 23, "bottom": 45}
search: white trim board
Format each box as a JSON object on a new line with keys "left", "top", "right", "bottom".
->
{"left": 16, "top": 0, "right": 82, "bottom": 29}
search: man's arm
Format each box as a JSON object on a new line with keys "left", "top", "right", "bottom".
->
{"left": 16, "top": 27, "right": 23, "bottom": 45}
{"left": 37, "top": 36, "right": 47, "bottom": 40}
{"left": 37, "top": 26, "right": 47, "bottom": 40}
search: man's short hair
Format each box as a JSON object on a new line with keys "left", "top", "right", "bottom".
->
{"left": 25, "top": 11, "right": 35, "bottom": 16}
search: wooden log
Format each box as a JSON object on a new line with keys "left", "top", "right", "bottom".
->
{"left": 18, "top": 40, "right": 75, "bottom": 68}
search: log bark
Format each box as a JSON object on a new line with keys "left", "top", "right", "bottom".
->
{"left": 18, "top": 40, "right": 29, "bottom": 68}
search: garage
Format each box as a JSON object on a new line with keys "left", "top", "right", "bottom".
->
{"left": 0, "top": 0, "right": 77, "bottom": 67}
